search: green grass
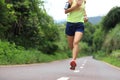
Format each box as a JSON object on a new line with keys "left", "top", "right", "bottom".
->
{"left": 94, "top": 50, "right": 120, "bottom": 68}
{"left": 102, "top": 56, "right": 120, "bottom": 67}
{"left": 0, "top": 36, "right": 95, "bottom": 65}
{"left": 0, "top": 50, "right": 69, "bottom": 65}
{"left": 0, "top": 40, "right": 69, "bottom": 65}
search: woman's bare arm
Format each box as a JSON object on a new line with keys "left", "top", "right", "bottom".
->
{"left": 65, "top": 0, "right": 83, "bottom": 14}
{"left": 84, "top": 1, "right": 88, "bottom": 22}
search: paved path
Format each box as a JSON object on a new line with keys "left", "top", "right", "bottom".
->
{"left": 0, "top": 56, "right": 120, "bottom": 80}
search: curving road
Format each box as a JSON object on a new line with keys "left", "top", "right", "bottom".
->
{"left": 0, "top": 56, "right": 120, "bottom": 80}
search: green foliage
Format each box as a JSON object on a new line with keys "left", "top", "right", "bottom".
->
{"left": 0, "top": 40, "right": 24, "bottom": 64}
{"left": 111, "top": 50, "right": 120, "bottom": 59}
{"left": 82, "top": 22, "right": 95, "bottom": 46}
{"left": 57, "top": 25, "right": 69, "bottom": 51}
{"left": 0, "top": 0, "right": 119, "bottom": 66}
{"left": 80, "top": 42, "right": 91, "bottom": 55}
{"left": 102, "top": 24, "right": 120, "bottom": 53}
{"left": 80, "top": 22, "right": 95, "bottom": 54}
{"left": 0, "top": 0, "right": 68, "bottom": 65}
{"left": 93, "top": 50, "right": 120, "bottom": 67}
{"left": 0, "top": 0, "right": 13, "bottom": 39}
{"left": 92, "top": 25, "right": 104, "bottom": 52}
{"left": 102, "top": 56, "right": 120, "bottom": 67}
{"left": 0, "top": 0, "right": 60, "bottom": 54}
{"left": 92, "top": 7, "right": 120, "bottom": 68}
{"left": 0, "top": 40, "right": 68, "bottom": 65}
{"left": 96, "top": 50, "right": 120, "bottom": 67}
{"left": 102, "top": 7, "right": 120, "bottom": 32}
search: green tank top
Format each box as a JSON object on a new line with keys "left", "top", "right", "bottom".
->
{"left": 67, "top": 0, "right": 85, "bottom": 23}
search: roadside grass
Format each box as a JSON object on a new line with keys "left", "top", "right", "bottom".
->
{"left": 94, "top": 50, "right": 120, "bottom": 68}
{"left": 0, "top": 40, "right": 69, "bottom": 65}
{"left": 0, "top": 40, "right": 89, "bottom": 65}
{"left": 0, "top": 49, "right": 69, "bottom": 65}
{"left": 102, "top": 56, "right": 120, "bottom": 67}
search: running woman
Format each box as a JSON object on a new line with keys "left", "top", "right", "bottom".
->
{"left": 64, "top": 0, "right": 88, "bottom": 70}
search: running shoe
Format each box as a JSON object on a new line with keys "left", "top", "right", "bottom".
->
{"left": 70, "top": 60, "right": 77, "bottom": 70}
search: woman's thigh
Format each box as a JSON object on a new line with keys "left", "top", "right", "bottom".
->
{"left": 73, "top": 32, "right": 83, "bottom": 45}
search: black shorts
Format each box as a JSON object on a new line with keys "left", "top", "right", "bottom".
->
{"left": 65, "top": 22, "right": 84, "bottom": 36}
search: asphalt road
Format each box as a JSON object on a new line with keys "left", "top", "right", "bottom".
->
{"left": 0, "top": 56, "right": 120, "bottom": 80}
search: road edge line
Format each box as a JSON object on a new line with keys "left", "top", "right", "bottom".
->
{"left": 102, "top": 61, "right": 120, "bottom": 71}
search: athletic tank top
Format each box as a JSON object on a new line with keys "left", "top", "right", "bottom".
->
{"left": 67, "top": 0, "right": 85, "bottom": 23}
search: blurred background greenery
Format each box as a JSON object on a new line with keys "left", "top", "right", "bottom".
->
{"left": 0, "top": 0, "right": 120, "bottom": 67}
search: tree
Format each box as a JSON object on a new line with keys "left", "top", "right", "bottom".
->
{"left": 102, "top": 24, "right": 120, "bottom": 53}
{"left": 0, "top": 0, "right": 60, "bottom": 54}
{"left": 102, "top": 7, "right": 120, "bottom": 32}
{"left": 0, "top": 0, "right": 15, "bottom": 39}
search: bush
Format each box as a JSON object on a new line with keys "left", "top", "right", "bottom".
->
{"left": 0, "top": 40, "right": 46, "bottom": 64}
{"left": 102, "top": 24, "right": 120, "bottom": 53}
{"left": 102, "top": 7, "right": 120, "bottom": 32}
{"left": 0, "top": 40, "right": 70, "bottom": 65}
{"left": 93, "top": 50, "right": 107, "bottom": 59}
{"left": 80, "top": 42, "right": 92, "bottom": 55}
{"left": 111, "top": 50, "right": 120, "bottom": 59}
{"left": 92, "top": 26, "right": 104, "bottom": 52}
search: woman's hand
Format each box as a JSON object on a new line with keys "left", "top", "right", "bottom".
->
{"left": 84, "top": 15, "right": 88, "bottom": 22}
{"left": 64, "top": 0, "right": 83, "bottom": 14}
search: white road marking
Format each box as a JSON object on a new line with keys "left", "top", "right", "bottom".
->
{"left": 57, "top": 59, "right": 88, "bottom": 80}
{"left": 57, "top": 77, "right": 70, "bottom": 80}
{"left": 79, "top": 60, "right": 88, "bottom": 69}
{"left": 80, "top": 66, "right": 84, "bottom": 69}
{"left": 82, "top": 63, "right": 85, "bottom": 66}
{"left": 74, "top": 70, "right": 80, "bottom": 73}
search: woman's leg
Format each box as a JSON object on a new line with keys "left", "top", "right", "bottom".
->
{"left": 72, "top": 32, "right": 83, "bottom": 60}
{"left": 69, "top": 32, "right": 83, "bottom": 70}
{"left": 67, "top": 36, "right": 74, "bottom": 50}
{"left": 67, "top": 32, "right": 83, "bottom": 61}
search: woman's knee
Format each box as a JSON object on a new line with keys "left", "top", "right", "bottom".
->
{"left": 73, "top": 41, "right": 79, "bottom": 46}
